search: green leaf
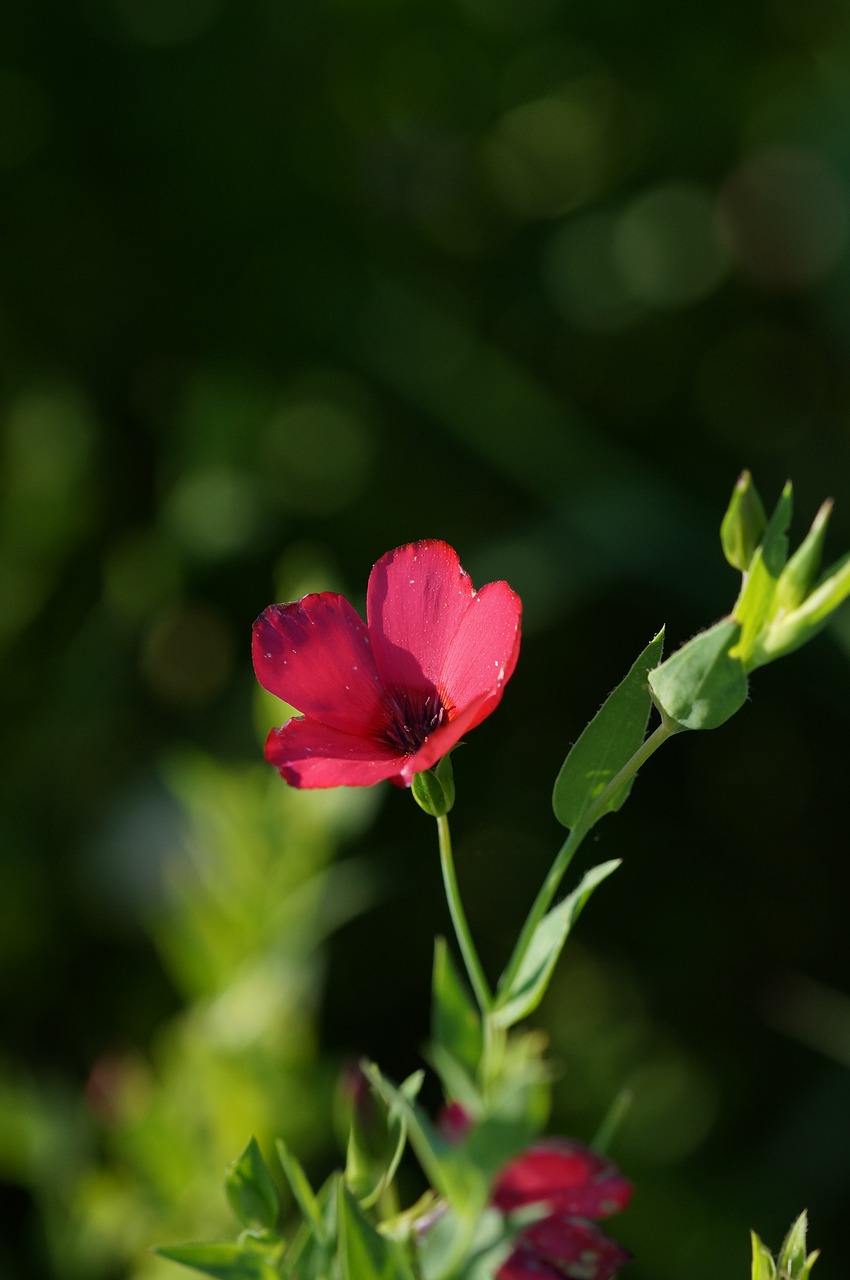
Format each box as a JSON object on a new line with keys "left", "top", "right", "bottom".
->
{"left": 432, "top": 937, "right": 484, "bottom": 1085}
{"left": 363, "top": 1063, "right": 489, "bottom": 1215}
{"left": 225, "top": 1137, "right": 280, "bottom": 1232}
{"left": 553, "top": 629, "right": 665, "bottom": 831}
{"left": 492, "top": 860, "right": 620, "bottom": 1029}
{"left": 282, "top": 1176, "right": 338, "bottom": 1280}
{"left": 648, "top": 617, "right": 748, "bottom": 731}
{"left": 276, "top": 1137, "right": 327, "bottom": 1245}
{"left": 154, "top": 1244, "right": 278, "bottom": 1280}
{"left": 338, "top": 1181, "right": 417, "bottom": 1280}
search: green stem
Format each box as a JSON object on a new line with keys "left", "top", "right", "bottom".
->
{"left": 436, "top": 812, "right": 492, "bottom": 1013}
{"left": 498, "top": 720, "right": 676, "bottom": 999}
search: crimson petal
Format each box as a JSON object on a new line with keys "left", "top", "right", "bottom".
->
{"left": 493, "top": 1142, "right": 632, "bottom": 1219}
{"left": 366, "top": 541, "right": 475, "bottom": 698}
{"left": 253, "top": 593, "right": 389, "bottom": 738}
{"left": 265, "top": 717, "right": 406, "bottom": 788}
{"left": 438, "top": 579, "right": 522, "bottom": 727}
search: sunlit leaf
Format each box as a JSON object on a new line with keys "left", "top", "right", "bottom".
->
{"left": 648, "top": 618, "right": 747, "bottom": 730}
{"left": 154, "top": 1243, "right": 278, "bottom": 1280}
{"left": 493, "top": 860, "right": 620, "bottom": 1028}
{"left": 553, "top": 629, "right": 665, "bottom": 831}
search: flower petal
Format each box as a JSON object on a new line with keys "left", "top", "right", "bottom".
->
{"left": 493, "top": 1142, "right": 632, "bottom": 1219}
{"left": 396, "top": 692, "right": 491, "bottom": 784}
{"left": 438, "top": 579, "right": 521, "bottom": 726}
{"left": 265, "top": 717, "right": 405, "bottom": 788}
{"left": 366, "top": 541, "right": 475, "bottom": 697}
{"left": 497, "top": 1247, "right": 564, "bottom": 1279}
{"left": 521, "top": 1216, "right": 631, "bottom": 1279}
{"left": 253, "top": 594, "right": 390, "bottom": 737}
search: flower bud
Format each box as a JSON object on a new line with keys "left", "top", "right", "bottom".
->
{"left": 721, "top": 470, "right": 767, "bottom": 572}
{"left": 411, "top": 754, "right": 455, "bottom": 817}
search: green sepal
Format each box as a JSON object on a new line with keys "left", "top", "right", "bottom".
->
{"left": 648, "top": 617, "right": 748, "bottom": 731}
{"left": 751, "top": 1231, "right": 777, "bottom": 1280}
{"left": 774, "top": 500, "right": 832, "bottom": 613}
{"left": 432, "top": 937, "right": 484, "bottom": 1086}
{"left": 749, "top": 1212, "right": 820, "bottom": 1280}
{"left": 776, "top": 1211, "right": 820, "bottom": 1279}
{"left": 757, "top": 548, "right": 850, "bottom": 667}
{"left": 225, "top": 1137, "right": 280, "bottom": 1233}
{"left": 411, "top": 754, "right": 455, "bottom": 817}
{"left": 492, "top": 860, "right": 620, "bottom": 1028}
{"left": 730, "top": 482, "right": 793, "bottom": 665}
{"left": 553, "top": 629, "right": 665, "bottom": 831}
{"left": 153, "top": 1243, "right": 279, "bottom": 1280}
{"left": 721, "top": 470, "right": 767, "bottom": 571}
{"left": 337, "top": 1180, "right": 417, "bottom": 1280}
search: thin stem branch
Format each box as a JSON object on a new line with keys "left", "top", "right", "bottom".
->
{"left": 497, "top": 720, "right": 676, "bottom": 999}
{"left": 436, "top": 812, "right": 492, "bottom": 1013}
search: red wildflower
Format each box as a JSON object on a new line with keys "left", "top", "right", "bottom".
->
{"left": 493, "top": 1141, "right": 632, "bottom": 1280}
{"left": 252, "top": 540, "right": 521, "bottom": 788}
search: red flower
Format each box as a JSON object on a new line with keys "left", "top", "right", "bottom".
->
{"left": 252, "top": 540, "right": 521, "bottom": 788}
{"left": 493, "top": 1141, "right": 632, "bottom": 1280}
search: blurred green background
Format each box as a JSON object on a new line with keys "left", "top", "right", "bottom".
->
{"left": 3, "top": 1, "right": 850, "bottom": 1277}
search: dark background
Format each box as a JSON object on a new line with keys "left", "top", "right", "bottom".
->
{"left": 3, "top": 1, "right": 850, "bottom": 1277}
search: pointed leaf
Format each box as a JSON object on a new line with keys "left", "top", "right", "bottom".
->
{"left": 432, "top": 937, "right": 483, "bottom": 1084}
{"left": 649, "top": 617, "right": 748, "bottom": 730}
{"left": 338, "top": 1181, "right": 417, "bottom": 1280}
{"left": 154, "top": 1244, "right": 278, "bottom": 1280}
{"left": 553, "top": 630, "right": 665, "bottom": 831}
{"left": 364, "top": 1063, "right": 489, "bottom": 1214}
{"left": 225, "top": 1137, "right": 280, "bottom": 1232}
{"left": 493, "top": 860, "right": 620, "bottom": 1029}
{"left": 276, "top": 1137, "right": 327, "bottom": 1244}
{"left": 283, "top": 1177, "right": 337, "bottom": 1280}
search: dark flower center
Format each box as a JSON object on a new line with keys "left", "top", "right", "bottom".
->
{"left": 383, "top": 689, "right": 447, "bottom": 755}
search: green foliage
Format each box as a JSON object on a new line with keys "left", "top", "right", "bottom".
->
{"left": 431, "top": 938, "right": 484, "bottom": 1094}
{"left": 0, "top": 755, "right": 377, "bottom": 1280}
{"left": 493, "top": 860, "right": 620, "bottom": 1028}
{"left": 751, "top": 1213, "right": 820, "bottom": 1280}
{"left": 337, "top": 1182, "right": 417, "bottom": 1280}
{"left": 648, "top": 617, "right": 748, "bottom": 731}
{"left": 553, "top": 629, "right": 665, "bottom": 831}
{"left": 225, "top": 1138, "right": 280, "bottom": 1233}
{"left": 154, "top": 1243, "right": 279, "bottom": 1280}
{"left": 727, "top": 479, "right": 850, "bottom": 671}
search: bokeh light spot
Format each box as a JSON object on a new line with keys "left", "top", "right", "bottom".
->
{"left": 261, "top": 399, "right": 372, "bottom": 514}
{"left": 483, "top": 76, "right": 620, "bottom": 219}
{"left": 543, "top": 211, "right": 643, "bottom": 331}
{"left": 165, "top": 468, "right": 263, "bottom": 559}
{"left": 614, "top": 182, "right": 729, "bottom": 307}
{"left": 103, "top": 530, "right": 183, "bottom": 622}
{"left": 717, "top": 147, "right": 849, "bottom": 289}
{"left": 141, "top": 602, "right": 234, "bottom": 707}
